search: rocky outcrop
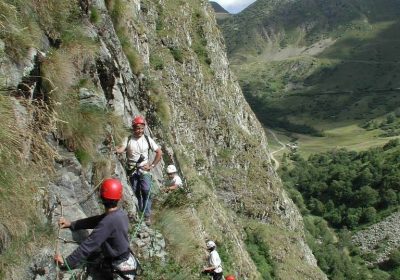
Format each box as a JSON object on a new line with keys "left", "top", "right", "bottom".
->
{"left": 352, "top": 211, "right": 400, "bottom": 264}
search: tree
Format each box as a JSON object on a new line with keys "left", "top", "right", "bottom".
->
{"left": 360, "top": 207, "right": 377, "bottom": 223}
{"left": 345, "top": 208, "right": 362, "bottom": 228}
{"left": 309, "top": 198, "right": 325, "bottom": 215}
{"left": 353, "top": 168, "right": 373, "bottom": 189}
{"left": 386, "top": 113, "right": 395, "bottom": 124}
{"left": 355, "top": 186, "right": 379, "bottom": 207}
{"left": 382, "top": 189, "right": 397, "bottom": 207}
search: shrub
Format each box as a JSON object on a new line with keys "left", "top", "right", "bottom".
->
{"left": 122, "top": 42, "right": 143, "bottom": 75}
{"left": 244, "top": 226, "right": 275, "bottom": 279}
{"left": 169, "top": 47, "right": 184, "bottom": 63}
{"left": 150, "top": 54, "right": 164, "bottom": 70}
{"left": 89, "top": 6, "right": 100, "bottom": 24}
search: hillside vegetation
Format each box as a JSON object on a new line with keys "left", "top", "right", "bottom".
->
{"left": 279, "top": 139, "right": 400, "bottom": 279}
{"left": 280, "top": 139, "right": 400, "bottom": 229}
{"left": 218, "top": 0, "right": 400, "bottom": 154}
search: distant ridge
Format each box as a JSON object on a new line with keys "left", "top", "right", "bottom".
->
{"left": 209, "top": 1, "right": 230, "bottom": 14}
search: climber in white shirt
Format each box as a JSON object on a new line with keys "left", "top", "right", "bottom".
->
{"left": 202, "top": 240, "right": 223, "bottom": 280}
{"left": 163, "top": 164, "right": 183, "bottom": 192}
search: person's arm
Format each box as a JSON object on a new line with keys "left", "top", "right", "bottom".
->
{"left": 144, "top": 147, "right": 163, "bottom": 171}
{"left": 115, "top": 137, "right": 128, "bottom": 154}
{"left": 203, "top": 265, "right": 217, "bottom": 272}
{"left": 70, "top": 214, "right": 105, "bottom": 230}
{"left": 167, "top": 184, "right": 178, "bottom": 192}
{"left": 150, "top": 148, "right": 162, "bottom": 168}
{"left": 165, "top": 176, "right": 182, "bottom": 192}
{"left": 61, "top": 218, "right": 112, "bottom": 268}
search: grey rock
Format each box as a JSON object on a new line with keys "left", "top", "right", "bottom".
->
{"left": 79, "top": 87, "right": 107, "bottom": 109}
{"left": 0, "top": 223, "right": 11, "bottom": 254}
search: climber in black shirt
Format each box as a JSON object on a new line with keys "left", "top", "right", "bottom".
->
{"left": 54, "top": 178, "right": 137, "bottom": 279}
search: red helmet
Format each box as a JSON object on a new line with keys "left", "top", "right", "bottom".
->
{"left": 132, "top": 115, "right": 145, "bottom": 127}
{"left": 100, "top": 178, "right": 122, "bottom": 200}
{"left": 225, "top": 275, "right": 236, "bottom": 280}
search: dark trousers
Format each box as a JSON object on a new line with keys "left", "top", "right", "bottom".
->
{"left": 211, "top": 272, "right": 223, "bottom": 280}
{"left": 130, "top": 173, "right": 152, "bottom": 218}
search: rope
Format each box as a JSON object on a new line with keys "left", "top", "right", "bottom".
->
{"left": 63, "top": 256, "right": 77, "bottom": 280}
{"left": 58, "top": 237, "right": 79, "bottom": 244}
{"left": 55, "top": 196, "right": 63, "bottom": 280}
{"left": 62, "top": 179, "right": 103, "bottom": 207}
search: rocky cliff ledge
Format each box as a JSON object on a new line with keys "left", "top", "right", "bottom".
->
{"left": 0, "top": 0, "right": 326, "bottom": 279}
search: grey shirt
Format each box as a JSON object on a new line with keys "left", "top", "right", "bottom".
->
{"left": 65, "top": 209, "right": 129, "bottom": 268}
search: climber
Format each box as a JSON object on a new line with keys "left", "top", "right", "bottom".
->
{"left": 202, "top": 240, "right": 223, "bottom": 280}
{"left": 163, "top": 164, "right": 183, "bottom": 193}
{"left": 54, "top": 178, "right": 137, "bottom": 279}
{"left": 115, "top": 115, "right": 162, "bottom": 226}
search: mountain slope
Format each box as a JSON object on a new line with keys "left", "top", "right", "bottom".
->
{"left": 0, "top": 0, "right": 326, "bottom": 279}
{"left": 218, "top": 0, "right": 400, "bottom": 154}
{"left": 210, "top": 1, "right": 232, "bottom": 22}
{"left": 210, "top": 1, "right": 230, "bottom": 14}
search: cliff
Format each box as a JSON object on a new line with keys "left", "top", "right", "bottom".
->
{"left": 0, "top": 0, "right": 326, "bottom": 279}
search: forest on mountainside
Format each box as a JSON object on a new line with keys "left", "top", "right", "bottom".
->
{"left": 279, "top": 139, "right": 400, "bottom": 279}
{"left": 280, "top": 139, "right": 400, "bottom": 229}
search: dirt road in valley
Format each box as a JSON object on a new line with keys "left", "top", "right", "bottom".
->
{"left": 268, "top": 130, "right": 286, "bottom": 170}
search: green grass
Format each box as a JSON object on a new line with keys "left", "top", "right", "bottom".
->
{"left": 244, "top": 226, "right": 275, "bottom": 279}
{"left": 293, "top": 124, "right": 399, "bottom": 158}
{"left": 89, "top": 6, "right": 101, "bottom": 24}
{"left": 156, "top": 209, "right": 202, "bottom": 267}
{"left": 266, "top": 123, "right": 399, "bottom": 161}
{"left": 0, "top": 1, "right": 42, "bottom": 62}
{"left": 0, "top": 95, "right": 55, "bottom": 278}
{"left": 150, "top": 54, "right": 164, "bottom": 70}
{"left": 169, "top": 47, "right": 184, "bottom": 63}
{"left": 243, "top": 220, "right": 325, "bottom": 280}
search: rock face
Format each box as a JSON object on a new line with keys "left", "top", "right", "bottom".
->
{"left": 352, "top": 211, "right": 400, "bottom": 264}
{"left": 0, "top": 0, "right": 326, "bottom": 279}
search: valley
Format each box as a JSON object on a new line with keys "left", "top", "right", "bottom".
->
{"left": 215, "top": 0, "right": 400, "bottom": 278}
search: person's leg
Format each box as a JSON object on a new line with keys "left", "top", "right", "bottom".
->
{"left": 140, "top": 173, "right": 152, "bottom": 219}
{"left": 130, "top": 174, "right": 143, "bottom": 212}
{"left": 212, "top": 272, "right": 223, "bottom": 280}
{"left": 113, "top": 271, "right": 135, "bottom": 280}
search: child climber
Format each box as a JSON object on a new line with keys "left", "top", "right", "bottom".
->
{"left": 163, "top": 164, "right": 183, "bottom": 193}
{"left": 202, "top": 240, "right": 223, "bottom": 280}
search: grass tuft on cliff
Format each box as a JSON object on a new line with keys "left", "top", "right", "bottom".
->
{"left": 0, "top": 95, "right": 55, "bottom": 278}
